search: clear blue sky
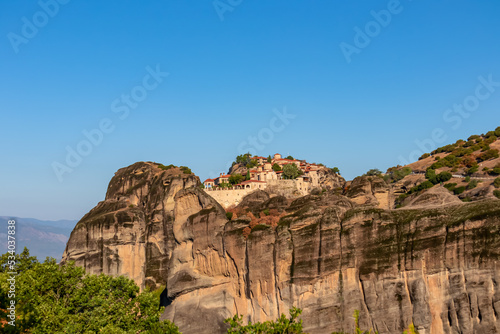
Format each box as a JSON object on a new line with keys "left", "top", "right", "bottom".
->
{"left": 1, "top": 0, "right": 500, "bottom": 220}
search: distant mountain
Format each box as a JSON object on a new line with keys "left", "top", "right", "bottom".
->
{"left": 0, "top": 216, "right": 77, "bottom": 261}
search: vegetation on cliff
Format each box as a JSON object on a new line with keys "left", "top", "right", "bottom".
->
{"left": 0, "top": 248, "right": 180, "bottom": 333}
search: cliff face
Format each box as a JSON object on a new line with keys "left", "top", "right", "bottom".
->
{"left": 62, "top": 163, "right": 500, "bottom": 334}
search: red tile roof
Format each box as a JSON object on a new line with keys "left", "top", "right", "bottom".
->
{"left": 241, "top": 180, "right": 267, "bottom": 184}
{"left": 204, "top": 178, "right": 215, "bottom": 183}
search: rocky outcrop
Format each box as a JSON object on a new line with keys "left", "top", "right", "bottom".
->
{"left": 405, "top": 186, "right": 463, "bottom": 208}
{"left": 346, "top": 176, "right": 392, "bottom": 209}
{"left": 63, "top": 162, "right": 500, "bottom": 334}
{"left": 316, "top": 167, "right": 346, "bottom": 190}
{"left": 228, "top": 162, "right": 248, "bottom": 176}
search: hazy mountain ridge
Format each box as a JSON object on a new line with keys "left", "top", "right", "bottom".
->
{"left": 0, "top": 216, "right": 77, "bottom": 261}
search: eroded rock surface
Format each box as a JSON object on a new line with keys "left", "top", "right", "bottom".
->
{"left": 63, "top": 162, "right": 500, "bottom": 334}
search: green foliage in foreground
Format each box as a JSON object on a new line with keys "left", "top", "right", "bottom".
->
{"left": 225, "top": 307, "right": 305, "bottom": 333}
{"left": 0, "top": 248, "right": 180, "bottom": 334}
{"left": 226, "top": 308, "right": 419, "bottom": 334}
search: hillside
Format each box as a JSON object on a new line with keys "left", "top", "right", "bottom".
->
{"left": 379, "top": 127, "right": 500, "bottom": 208}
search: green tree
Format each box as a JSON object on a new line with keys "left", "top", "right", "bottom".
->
{"left": 272, "top": 163, "right": 282, "bottom": 172}
{"left": 284, "top": 155, "right": 294, "bottom": 160}
{"left": 225, "top": 307, "right": 305, "bottom": 333}
{"left": 466, "top": 165, "right": 479, "bottom": 175}
{"left": 267, "top": 155, "right": 272, "bottom": 163}
{"left": 0, "top": 249, "right": 180, "bottom": 334}
{"left": 478, "top": 149, "right": 499, "bottom": 162}
{"left": 180, "top": 166, "right": 192, "bottom": 174}
{"left": 467, "top": 179, "right": 479, "bottom": 190}
{"left": 365, "top": 169, "right": 382, "bottom": 177}
{"left": 331, "top": 167, "right": 340, "bottom": 174}
{"left": 493, "top": 177, "right": 500, "bottom": 188}
{"left": 283, "top": 164, "right": 302, "bottom": 179}
{"left": 436, "top": 171, "right": 452, "bottom": 183}
{"left": 495, "top": 126, "right": 500, "bottom": 137}
{"left": 229, "top": 174, "right": 245, "bottom": 185}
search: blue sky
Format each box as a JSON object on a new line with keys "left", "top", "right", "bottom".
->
{"left": 1, "top": 0, "right": 500, "bottom": 220}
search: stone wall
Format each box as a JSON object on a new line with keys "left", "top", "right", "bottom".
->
{"left": 204, "top": 188, "right": 254, "bottom": 208}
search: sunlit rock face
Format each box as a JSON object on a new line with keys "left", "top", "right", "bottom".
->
{"left": 63, "top": 163, "right": 500, "bottom": 334}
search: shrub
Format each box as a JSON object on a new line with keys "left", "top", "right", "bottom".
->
{"left": 225, "top": 307, "right": 305, "bottom": 333}
{"left": 486, "top": 130, "right": 496, "bottom": 137}
{"left": 494, "top": 190, "right": 500, "bottom": 199}
{"left": 485, "top": 136, "right": 497, "bottom": 144}
{"left": 495, "top": 126, "right": 500, "bottom": 137}
{"left": 466, "top": 179, "right": 479, "bottom": 190}
{"left": 466, "top": 165, "right": 479, "bottom": 175}
{"left": 478, "top": 149, "right": 499, "bottom": 162}
{"left": 180, "top": 166, "right": 192, "bottom": 174}
{"left": 489, "top": 167, "right": 500, "bottom": 176}
{"left": 385, "top": 167, "right": 411, "bottom": 183}
{"left": 263, "top": 209, "right": 270, "bottom": 216}
{"left": 272, "top": 163, "right": 282, "bottom": 172}
{"left": 419, "top": 153, "right": 430, "bottom": 160}
{"left": 226, "top": 212, "right": 233, "bottom": 220}
{"left": 465, "top": 176, "right": 471, "bottom": 182}
{"left": 494, "top": 177, "right": 500, "bottom": 188}
{"left": 425, "top": 168, "right": 436, "bottom": 179}
{"left": 437, "top": 171, "right": 452, "bottom": 183}
{"left": 453, "top": 186, "right": 466, "bottom": 195}
{"left": 365, "top": 168, "right": 382, "bottom": 176}
{"left": 158, "top": 163, "right": 176, "bottom": 170}
{"left": 444, "top": 183, "right": 457, "bottom": 190}
{"left": 468, "top": 135, "right": 480, "bottom": 141}
{"left": 408, "top": 180, "right": 434, "bottom": 194}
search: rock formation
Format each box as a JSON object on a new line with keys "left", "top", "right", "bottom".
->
{"left": 62, "top": 163, "right": 500, "bottom": 334}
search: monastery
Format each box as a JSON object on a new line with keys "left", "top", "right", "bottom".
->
{"left": 203, "top": 153, "right": 320, "bottom": 200}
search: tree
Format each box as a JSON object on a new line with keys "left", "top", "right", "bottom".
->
{"left": 419, "top": 153, "right": 430, "bottom": 160}
{"left": 246, "top": 170, "right": 251, "bottom": 180}
{"left": 495, "top": 126, "right": 500, "bottom": 137}
{"left": 267, "top": 155, "right": 272, "bottom": 163}
{"left": 283, "top": 164, "right": 302, "bottom": 179}
{"left": 229, "top": 174, "right": 245, "bottom": 185}
{"left": 494, "top": 177, "right": 500, "bottom": 188}
{"left": 331, "top": 167, "right": 340, "bottom": 174}
{"left": 272, "top": 163, "right": 282, "bottom": 172}
{"left": 365, "top": 169, "right": 382, "bottom": 176}
{"left": 0, "top": 249, "right": 181, "bottom": 333}
{"left": 478, "top": 149, "right": 499, "bottom": 162}
{"left": 437, "top": 171, "right": 452, "bottom": 183}
{"left": 284, "top": 155, "right": 294, "bottom": 160}
{"left": 180, "top": 166, "right": 192, "bottom": 174}
{"left": 225, "top": 307, "right": 305, "bottom": 333}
